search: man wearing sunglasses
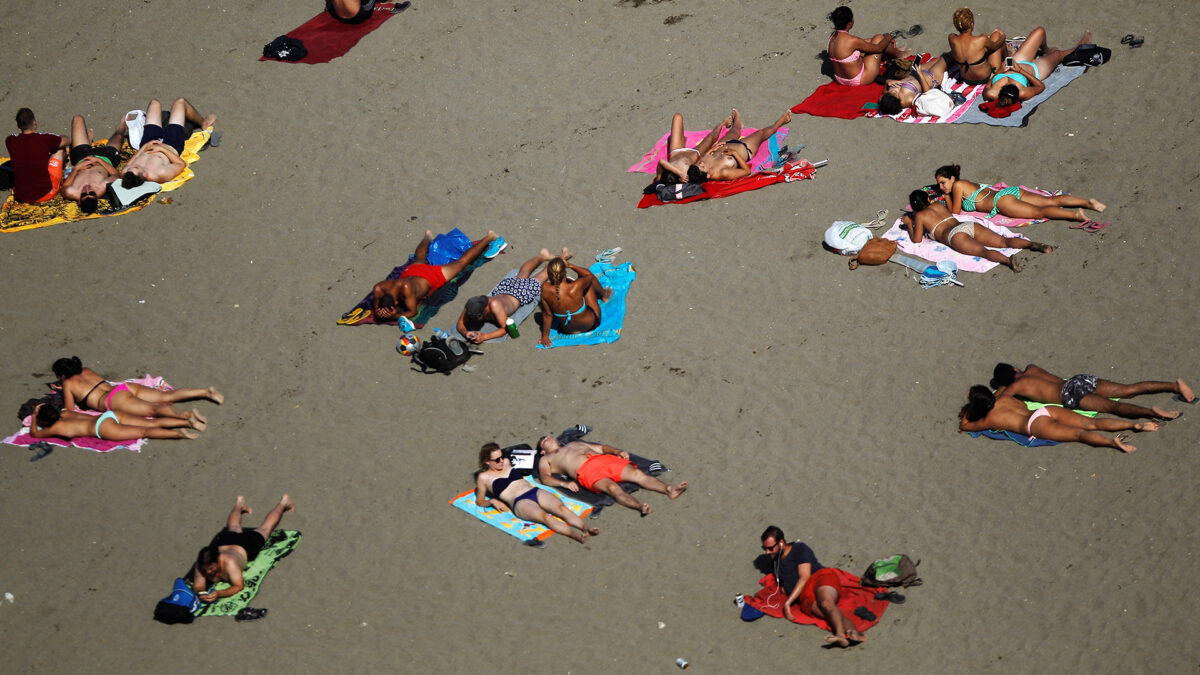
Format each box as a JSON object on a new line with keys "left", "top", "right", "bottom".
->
{"left": 61, "top": 113, "right": 124, "bottom": 214}
{"left": 760, "top": 525, "right": 865, "bottom": 647}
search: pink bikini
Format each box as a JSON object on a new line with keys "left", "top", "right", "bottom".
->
{"left": 104, "top": 382, "right": 131, "bottom": 410}
{"left": 828, "top": 31, "right": 867, "bottom": 86}
{"left": 1025, "top": 407, "right": 1052, "bottom": 438}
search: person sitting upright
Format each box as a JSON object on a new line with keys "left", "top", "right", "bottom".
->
{"left": 5, "top": 108, "right": 70, "bottom": 204}
{"left": 372, "top": 230, "right": 503, "bottom": 321}
{"left": 992, "top": 363, "right": 1192, "bottom": 420}
{"left": 457, "top": 247, "right": 566, "bottom": 344}
{"left": 760, "top": 526, "right": 865, "bottom": 647}
{"left": 826, "top": 5, "right": 909, "bottom": 86}
{"left": 121, "top": 97, "right": 216, "bottom": 188}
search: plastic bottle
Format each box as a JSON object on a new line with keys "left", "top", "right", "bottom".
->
{"left": 505, "top": 318, "right": 520, "bottom": 339}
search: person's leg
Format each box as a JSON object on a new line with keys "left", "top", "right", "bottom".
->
{"left": 225, "top": 496, "right": 252, "bottom": 532}
{"left": 69, "top": 115, "right": 94, "bottom": 163}
{"left": 170, "top": 97, "right": 216, "bottom": 130}
{"left": 99, "top": 420, "right": 197, "bottom": 441}
{"left": 996, "top": 193, "right": 1089, "bottom": 223}
{"left": 1031, "top": 31, "right": 1091, "bottom": 78}
{"left": 330, "top": 0, "right": 363, "bottom": 20}
{"left": 1078, "top": 393, "right": 1178, "bottom": 420}
{"left": 513, "top": 498, "right": 584, "bottom": 541}
{"left": 737, "top": 111, "right": 791, "bottom": 156}
{"left": 947, "top": 233, "right": 1022, "bottom": 271}
{"left": 516, "top": 248, "right": 555, "bottom": 279}
{"left": 590, "top": 477, "right": 651, "bottom": 515}
{"left": 412, "top": 230, "right": 434, "bottom": 263}
{"left": 110, "top": 412, "right": 203, "bottom": 431}
{"left": 1012, "top": 27, "right": 1047, "bottom": 63}
{"left": 1019, "top": 189, "right": 1105, "bottom": 213}
{"left": 1094, "top": 378, "right": 1192, "bottom": 401}
{"left": 692, "top": 114, "right": 732, "bottom": 156}
{"left": 969, "top": 227, "right": 1054, "bottom": 254}
{"left": 439, "top": 231, "right": 499, "bottom": 279}
{"left": 618, "top": 463, "right": 688, "bottom": 499}
{"left": 811, "top": 586, "right": 866, "bottom": 646}
{"left": 536, "top": 491, "right": 599, "bottom": 537}
{"left": 105, "top": 115, "right": 126, "bottom": 151}
{"left": 667, "top": 113, "right": 687, "bottom": 153}
{"left": 253, "top": 494, "right": 294, "bottom": 539}
{"left": 126, "top": 382, "right": 224, "bottom": 406}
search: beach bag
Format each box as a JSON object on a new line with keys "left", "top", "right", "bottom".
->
{"left": 153, "top": 578, "right": 200, "bottom": 625}
{"left": 262, "top": 35, "right": 307, "bottom": 62}
{"left": 412, "top": 335, "right": 474, "bottom": 374}
{"left": 824, "top": 221, "right": 872, "bottom": 255}
{"left": 860, "top": 554, "right": 923, "bottom": 588}
{"left": 1063, "top": 44, "right": 1111, "bottom": 67}
{"left": 848, "top": 237, "right": 897, "bottom": 270}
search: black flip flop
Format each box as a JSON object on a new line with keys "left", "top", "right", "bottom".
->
{"left": 853, "top": 606, "right": 877, "bottom": 622}
{"left": 235, "top": 607, "right": 268, "bottom": 622}
{"left": 1129, "top": 36, "right": 1144, "bottom": 48}
{"left": 1174, "top": 394, "right": 1197, "bottom": 404}
{"left": 905, "top": 24, "right": 924, "bottom": 38}
{"left": 1120, "top": 34, "right": 1134, "bottom": 44}
{"left": 874, "top": 591, "right": 906, "bottom": 604}
{"left": 29, "top": 442, "right": 53, "bottom": 462}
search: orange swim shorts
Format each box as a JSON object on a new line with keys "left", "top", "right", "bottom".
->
{"left": 33, "top": 156, "right": 64, "bottom": 204}
{"left": 576, "top": 454, "right": 631, "bottom": 492}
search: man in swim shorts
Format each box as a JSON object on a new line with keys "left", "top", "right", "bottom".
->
{"left": 192, "top": 495, "right": 294, "bottom": 603}
{"left": 121, "top": 97, "right": 216, "bottom": 187}
{"left": 992, "top": 362, "right": 1192, "bottom": 420}
{"left": 371, "top": 230, "right": 504, "bottom": 321}
{"left": 536, "top": 435, "right": 686, "bottom": 516}
{"left": 60, "top": 113, "right": 126, "bottom": 213}
{"left": 760, "top": 525, "right": 865, "bottom": 646}
{"left": 456, "top": 247, "right": 566, "bottom": 343}
{"left": 5, "top": 108, "right": 70, "bottom": 204}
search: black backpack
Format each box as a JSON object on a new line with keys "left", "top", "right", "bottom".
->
{"left": 1062, "top": 44, "right": 1111, "bottom": 68}
{"left": 412, "top": 335, "right": 477, "bottom": 374}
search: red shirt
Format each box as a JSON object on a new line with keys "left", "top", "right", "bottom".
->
{"left": 6, "top": 132, "right": 62, "bottom": 203}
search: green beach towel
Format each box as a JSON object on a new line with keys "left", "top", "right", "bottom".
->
{"left": 193, "top": 529, "right": 301, "bottom": 617}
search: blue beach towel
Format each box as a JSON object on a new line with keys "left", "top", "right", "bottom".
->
{"left": 450, "top": 478, "right": 593, "bottom": 543}
{"left": 536, "top": 261, "right": 636, "bottom": 349}
{"left": 956, "top": 65, "right": 1087, "bottom": 127}
{"left": 969, "top": 402, "right": 1100, "bottom": 446}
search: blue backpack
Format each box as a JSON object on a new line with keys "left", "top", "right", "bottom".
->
{"left": 154, "top": 578, "right": 200, "bottom": 624}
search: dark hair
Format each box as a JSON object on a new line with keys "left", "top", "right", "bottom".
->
{"left": 658, "top": 169, "right": 683, "bottom": 186}
{"left": 478, "top": 442, "right": 501, "bottom": 470}
{"left": 760, "top": 525, "right": 785, "bottom": 544}
{"left": 15, "top": 108, "right": 35, "bottom": 131}
{"left": 18, "top": 398, "right": 42, "bottom": 421}
{"left": 121, "top": 172, "right": 145, "bottom": 190}
{"left": 52, "top": 356, "right": 84, "bottom": 379}
{"left": 79, "top": 195, "right": 99, "bottom": 214}
{"left": 35, "top": 403, "right": 61, "bottom": 429}
{"left": 996, "top": 84, "right": 1020, "bottom": 107}
{"left": 686, "top": 165, "right": 707, "bottom": 184}
{"left": 878, "top": 93, "right": 903, "bottom": 116}
{"left": 828, "top": 6, "right": 853, "bottom": 30}
{"left": 960, "top": 385, "right": 995, "bottom": 422}
{"left": 992, "top": 363, "right": 1017, "bottom": 387}
{"left": 934, "top": 164, "right": 961, "bottom": 181}
{"left": 196, "top": 545, "right": 220, "bottom": 573}
{"left": 377, "top": 294, "right": 396, "bottom": 311}
{"left": 464, "top": 296, "right": 488, "bottom": 320}
{"left": 908, "top": 189, "right": 931, "bottom": 212}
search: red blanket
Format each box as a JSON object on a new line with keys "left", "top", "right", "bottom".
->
{"left": 791, "top": 81, "right": 884, "bottom": 119}
{"left": 636, "top": 162, "right": 816, "bottom": 208}
{"left": 261, "top": 4, "right": 401, "bottom": 65}
{"left": 744, "top": 569, "right": 890, "bottom": 634}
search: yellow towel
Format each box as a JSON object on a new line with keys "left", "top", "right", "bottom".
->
{"left": 0, "top": 128, "right": 213, "bottom": 233}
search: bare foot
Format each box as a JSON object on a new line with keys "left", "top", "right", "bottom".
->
{"left": 1088, "top": 198, "right": 1106, "bottom": 212}
{"left": 1007, "top": 253, "right": 1024, "bottom": 273}
{"left": 721, "top": 114, "right": 733, "bottom": 129}
{"left": 560, "top": 247, "right": 573, "bottom": 261}
{"left": 178, "top": 429, "right": 200, "bottom": 440}
{"left": 201, "top": 114, "right": 217, "bottom": 130}
{"left": 776, "top": 110, "right": 793, "bottom": 126}
{"left": 1178, "top": 378, "right": 1194, "bottom": 402}
{"left": 1028, "top": 241, "right": 1054, "bottom": 253}
{"left": 188, "top": 411, "right": 208, "bottom": 432}
{"left": 1151, "top": 406, "right": 1181, "bottom": 420}
{"left": 1081, "top": 30, "right": 1093, "bottom": 46}
{"left": 235, "top": 495, "right": 253, "bottom": 516}
{"left": 846, "top": 629, "right": 867, "bottom": 644}
{"left": 207, "top": 387, "right": 224, "bottom": 405}
{"left": 1134, "top": 421, "right": 1159, "bottom": 432}
{"left": 667, "top": 482, "right": 688, "bottom": 499}
{"left": 279, "top": 493, "right": 295, "bottom": 513}
{"left": 1113, "top": 434, "right": 1137, "bottom": 453}
{"left": 585, "top": 526, "right": 600, "bottom": 536}
{"left": 729, "top": 109, "right": 743, "bottom": 135}
{"left": 825, "top": 634, "right": 850, "bottom": 648}
{"left": 598, "top": 286, "right": 614, "bottom": 302}
{"left": 639, "top": 503, "right": 652, "bottom": 517}
{"left": 191, "top": 409, "right": 209, "bottom": 425}
{"left": 486, "top": 230, "right": 498, "bottom": 242}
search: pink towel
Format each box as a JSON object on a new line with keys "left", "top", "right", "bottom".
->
{"left": 627, "top": 128, "right": 788, "bottom": 174}
{"left": 3, "top": 374, "right": 172, "bottom": 453}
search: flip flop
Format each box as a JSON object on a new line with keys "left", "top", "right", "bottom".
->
{"left": 1120, "top": 34, "right": 1135, "bottom": 44}
{"left": 853, "top": 606, "right": 877, "bottom": 622}
{"left": 1129, "top": 36, "right": 1144, "bottom": 48}
{"left": 1081, "top": 220, "right": 1110, "bottom": 233}
{"left": 235, "top": 607, "right": 268, "bottom": 621}
{"left": 596, "top": 247, "right": 623, "bottom": 263}
{"left": 338, "top": 307, "right": 371, "bottom": 325}
{"left": 29, "top": 442, "right": 54, "bottom": 462}
{"left": 904, "top": 24, "right": 924, "bottom": 38}
{"left": 1174, "top": 394, "right": 1198, "bottom": 405}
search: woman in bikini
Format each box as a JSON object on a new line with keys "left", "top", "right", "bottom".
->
{"left": 935, "top": 164, "right": 1109, "bottom": 231}
{"left": 958, "top": 386, "right": 1157, "bottom": 453}
{"left": 947, "top": 7, "right": 1008, "bottom": 85}
{"left": 538, "top": 257, "right": 610, "bottom": 346}
{"left": 877, "top": 55, "right": 950, "bottom": 115}
{"left": 660, "top": 109, "right": 792, "bottom": 183}
{"left": 654, "top": 113, "right": 733, "bottom": 185}
{"left": 902, "top": 190, "right": 1052, "bottom": 273}
{"left": 30, "top": 403, "right": 201, "bottom": 442}
{"left": 52, "top": 356, "right": 222, "bottom": 427}
{"left": 474, "top": 442, "right": 598, "bottom": 544}
{"left": 982, "top": 27, "right": 1092, "bottom": 102}
{"left": 826, "top": 6, "right": 908, "bottom": 87}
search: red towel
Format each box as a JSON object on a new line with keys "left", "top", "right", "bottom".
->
{"left": 791, "top": 81, "right": 884, "bottom": 119}
{"left": 744, "top": 570, "right": 890, "bottom": 634}
{"left": 636, "top": 162, "right": 816, "bottom": 208}
{"left": 261, "top": 4, "right": 400, "bottom": 65}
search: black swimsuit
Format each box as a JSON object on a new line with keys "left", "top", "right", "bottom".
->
{"left": 725, "top": 139, "right": 752, "bottom": 162}
{"left": 489, "top": 474, "right": 539, "bottom": 509}
{"left": 78, "top": 379, "right": 106, "bottom": 409}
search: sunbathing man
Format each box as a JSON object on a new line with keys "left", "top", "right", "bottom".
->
{"left": 120, "top": 98, "right": 216, "bottom": 188}
{"left": 457, "top": 247, "right": 567, "bottom": 344}
{"left": 536, "top": 435, "right": 686, "bottom": 516}
{"left": 372, "top": 230, "right": 504, "bottom": 321}
{"left": 760, "top": 525, "right": 865, "bottom": 647}
{"left": 61, "top": 114, "right": 125, "bottom": 214}
{"left": 29, "top": 403, "right": 201, "bottom": 441}
{"left": 691, "top": 109, "right": 792, "bottom": 182}
{"left": 992, "top": 363, "right": 1192, "bottom": 420}
{"left": 958, "top": 386, "right": 1158, "bottom": 453}
{"left": 192, "top": 495, "right": 294, "bottom": 603}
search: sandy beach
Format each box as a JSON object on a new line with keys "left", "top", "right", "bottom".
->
{"left": 2, "top": 0, "right": 1198, "bottom": 671}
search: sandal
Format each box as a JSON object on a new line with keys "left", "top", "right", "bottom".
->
{"left": 596, "top": 247, "right": 623, "bottom": 264}
{"left": 1129, "top": 36, "right": 1144, "bottom": 48}
{"left": 1120, "top": 34, "right": 1135, "bottom": 44}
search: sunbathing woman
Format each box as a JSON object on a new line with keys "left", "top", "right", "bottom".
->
{"left": 30, "top": 403, "right": 201, "bottom": 441}
{"left": 877, "top": 56, "right": 950, "bottom": 115}
{"left": 935, "top": 164, "right": 1108, "bottom": 230}
{"left": 958, "top": 386, "right": 1157, "bottom": 453}
{"left": 655, "top": 113, "right": 733, "bottom": 185}
{"left": 53, "top": 356, "right": 221, "bottom": 426}
{"left": 983, "top": 28, "right": 1092, "bottom": 103}
{"left": 827, "top": 6, "right": 909, "bottom": 86}
{"left": 538, "top": 257, "right": 611, "bottom": 347}
{"left": 902, "top": 190, "right": 1052, "bottom": 272}
{"left": 947, "top": 8, "right": 1008, "bottom": 85}
{"left": 689, "top": 109, "right": 792, "bottom": 182}
{"left": 474, "top": 443, "right": 598, "bottom": 544}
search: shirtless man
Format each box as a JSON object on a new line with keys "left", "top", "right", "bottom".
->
{"left": 192, "top": 495, "right": 294, "bottom": 603}
{"left": 121, "top": 97, "right": 216, "bottom": 187}
{"left": 29, "top": 403, "right": 201, "bottom": 442}
{"left": 457, "top": 247, "right": 566, "bottom": 344}
{"left": 536, "top": 436, "right": 686, "bottom": 516}
{"left": 992, "top": 363, "right": 1192, "bottom": 420}
{"left": 692, "top": 109, "right": 792, "bottom": 182}
{"left": 958, "top": 385, "right": 1158, "bottom": 453}
{"left": 61, "top": 114, "right": 125, "bottom": 213}
{"left": 372, "top": 230, "right": 504, "bottom": 322}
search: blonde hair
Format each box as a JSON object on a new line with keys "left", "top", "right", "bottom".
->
{"left": 952, "top": 7, "right": 974, "bottom": 32}
{"left": 546, "top": 257, "right": 567, "bottom": 301}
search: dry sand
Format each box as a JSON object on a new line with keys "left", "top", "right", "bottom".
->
{"left": 2, "top": 0, "right": 1198, "bottom": 671}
